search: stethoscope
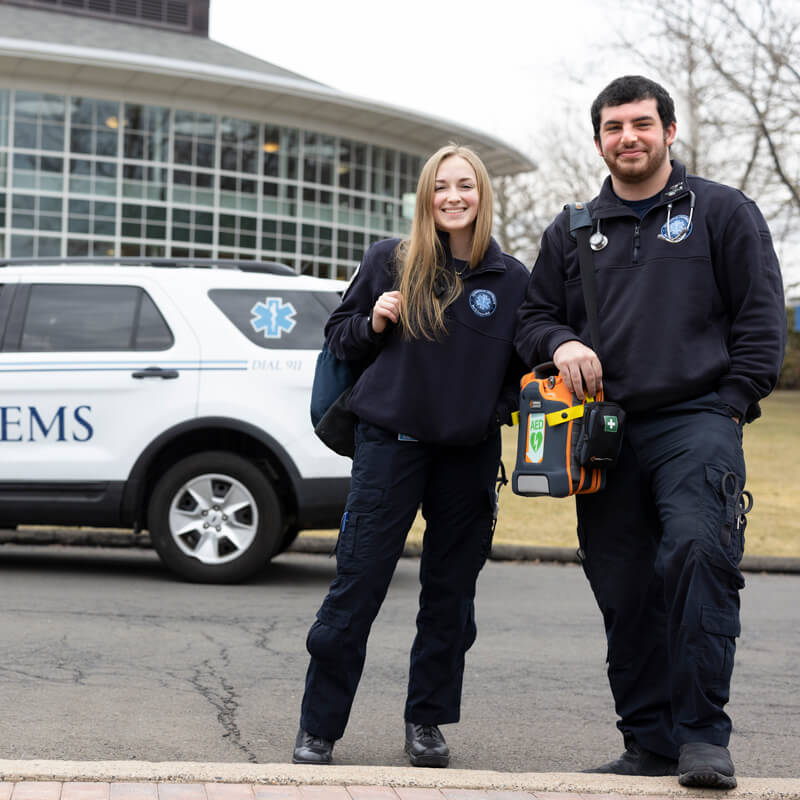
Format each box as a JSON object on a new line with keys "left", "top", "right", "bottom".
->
{"left": 589, "top": 225, "right": 608, "bottom": 251}
{"left": 589, "top": 190, "right": 697, "bottom": 250}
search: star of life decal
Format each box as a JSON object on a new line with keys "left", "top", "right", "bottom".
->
{"left": 250, "top": 297, "right": 297, "bottom": 338}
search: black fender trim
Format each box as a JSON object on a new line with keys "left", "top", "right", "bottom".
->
{"left": 293, "top": 477, "right": 351, "bottom": 529}
{"left": 122, "top": 417, "right": 305, "bottom": 522}
{"left": 0, "top": 481, "right": 125, "bottom": 526}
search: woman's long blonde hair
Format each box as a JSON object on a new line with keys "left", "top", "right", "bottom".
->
{"left": 395, "top": 144, "right": 494, "bottom": 340}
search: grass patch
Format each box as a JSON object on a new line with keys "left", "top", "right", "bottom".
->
{"left": 302, "top": 391, "right": 799, "bottom": 557}
{"left": 732, "top": 391, "right": 799, "bottom": 556}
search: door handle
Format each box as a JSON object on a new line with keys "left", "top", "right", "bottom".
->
{"left": 131, "top": 367, "right": 179, "bottom": 380}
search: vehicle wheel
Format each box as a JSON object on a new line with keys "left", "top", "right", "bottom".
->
{"left": 277, "top": 524, "right": 300, "bottom": 554}
{"left": 147, "top": 451, "right": 282, "bottom": 583}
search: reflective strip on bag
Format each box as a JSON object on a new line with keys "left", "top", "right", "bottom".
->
{"left": 545, "top": 396, "right": 596, "bottom": 427}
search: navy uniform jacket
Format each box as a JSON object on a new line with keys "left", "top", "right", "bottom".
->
{"left": 514, "top": 161, "right": 786, "bottom": 421}
{"left": 325, "top": 236, "right": 529, "bottom": 445}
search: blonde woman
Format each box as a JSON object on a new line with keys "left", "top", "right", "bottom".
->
{"left": 293, "top": 145, "right": 529, "bottom": 767}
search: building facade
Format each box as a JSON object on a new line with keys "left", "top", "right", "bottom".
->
{"left": 0, "top": 1, "right": 532, "bottom": 278}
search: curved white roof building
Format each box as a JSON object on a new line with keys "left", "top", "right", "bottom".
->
{"left": 0, "top": 0, "right": 533, "bottom": 277}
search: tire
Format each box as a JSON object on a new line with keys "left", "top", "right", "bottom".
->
{"left": 277, "top": 524, "right": 300, "bottom": 554}
{"left": 147, "top": 451, "right": 282, "bottom": 583}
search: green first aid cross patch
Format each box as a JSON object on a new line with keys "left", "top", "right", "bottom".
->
{"left": 604, "top": 415, "right": 619, "bottom": 433}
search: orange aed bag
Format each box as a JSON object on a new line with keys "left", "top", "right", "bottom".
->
{"left": 511, "top": 363, "right": 625, "bottom": 498}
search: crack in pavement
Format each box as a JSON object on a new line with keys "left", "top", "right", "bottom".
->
{"left": 238, "top": 620, "right": 281, "bottom": 656}
{"left": 187, "top": 643, "right": 257, "bottom": 763}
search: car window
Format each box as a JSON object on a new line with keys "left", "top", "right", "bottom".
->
{"left": 135, "top": 290, "right": 175, "bottom": 350}
{"left": 17, "top": 283, "right": 173, "bottom": 352}
{"left": 209, "top": 289, "right": 340, "bottom": 349}
{"left": 0, "top": 284, "right": 10, "bottom": 340}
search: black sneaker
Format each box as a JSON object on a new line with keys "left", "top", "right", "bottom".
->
{"left": 583, "top": 740, "right": 678, "bottom": 776}
{"left": 292, "top": 727, "right": 334, "bottom": 765}
{"left": 678, "top": 742, "right": 737, "bottom": 789}
{"left": 404, "top": 722, "right": 450, "bottom": 768}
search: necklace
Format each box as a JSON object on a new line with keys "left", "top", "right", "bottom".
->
{"left": 453, "top": 258, "right": 470, "bottom": 277}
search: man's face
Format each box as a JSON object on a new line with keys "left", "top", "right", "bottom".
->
{"left": 594, "top": 97, "right": 676, "bottom": 186}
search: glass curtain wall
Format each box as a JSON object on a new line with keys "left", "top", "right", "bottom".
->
{"left": 0, "top": 88, "right": 423, "bottom": 277}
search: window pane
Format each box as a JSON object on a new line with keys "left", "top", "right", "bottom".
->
{"left": 208, "top": 289, "right": 334, "bottom": 349}
{"left": 134, "top": 292, "right": 173, "bottom": 350}
{"left": 0, "top": 89, "right": 8, "bottom": 148}
{"left": 14, "top": 91, "right": 66, "bottom": 152}
{"left": 69, "top": 97, "right": 120, "bottom": 157}
{"left": 14, "top": 122, "right": 36, "bottom": 149}
{"left": 11, "top": 235, "right": 34, "bottom": 257}
{"left": 174, "top": 110, "right": 216, "bottom": 166}
{"left": 123, "top": 104, "right": 170, "bottom": 161}
{"left": 20, "top": 284, "right": 141, "bottom": 351}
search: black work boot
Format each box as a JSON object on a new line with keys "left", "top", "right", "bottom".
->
{"left": 404, "top": 722, "right": 450, "bottom": 768}
{"left": 292, "top": 727, "right": 334, "bottom": 765}
{"left": 583, "top": 739, "right": 678, "bottom": 776}
{"left": 678, "top": 742, "right": 737, "bottom": 789}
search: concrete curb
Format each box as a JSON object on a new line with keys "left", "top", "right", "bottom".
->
{"left": 288, "top": 536, "right": 800, "bottom": 575}
{"left": 0, "top": 760, "right": 798, "bottom": 798}
{"left": 2, "top": 529, "right": 799, "bottom": 574}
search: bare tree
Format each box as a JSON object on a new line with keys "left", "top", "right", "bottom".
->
{"left": 616, "top": 0, "right": 799, "bottom": 250}
{"left": 494, "top": 117, "right": 607, "bottom": 265}
{"left": 496, "top": 1, "right": 799, "bottom": 288}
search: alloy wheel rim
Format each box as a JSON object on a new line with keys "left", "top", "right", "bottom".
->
{"left": 167, "top": 472, "right": 258, "bottom": 564}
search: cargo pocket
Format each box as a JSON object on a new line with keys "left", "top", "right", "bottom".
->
{"left": 479, "top": 486, "right": 498, "bottom": 565}
{"left": 575, "top": 530, "right": 592, "bottom": 608}
{"left": 306, "top": 603, "right": 352, "bottom": 662}
{"left": 704, "top": 464, "right": 747, "bottom": 566}
{"left": 336, "top": 488, "right": 383, "bottom": 562}
{"left": 462, "top": 599, "right": 477, "bottom": 653}
{"left": 699, "top": 604, "right": 740, "bottom": 685}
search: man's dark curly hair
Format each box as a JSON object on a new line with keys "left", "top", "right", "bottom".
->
{"left": 591, "top": 75, "right": 676, "bottom": 138}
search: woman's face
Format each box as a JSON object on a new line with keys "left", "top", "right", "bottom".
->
{"left": 431, "top": 155, "right": 480, "bottom": 235}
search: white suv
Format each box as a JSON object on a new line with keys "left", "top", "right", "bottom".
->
{"left": 0, "top": 258, "right": 351, "bottom": 583}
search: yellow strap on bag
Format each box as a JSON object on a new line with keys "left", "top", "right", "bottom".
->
{"left": 546, "top": 397, "right": 595, "bottom": 427}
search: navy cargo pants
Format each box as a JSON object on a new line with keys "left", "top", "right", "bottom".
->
{"left": 300, "top": 421, "right": 500, "bottom": 741}
{"left": 576, "top": 392, "right": 748, "bottom": 760}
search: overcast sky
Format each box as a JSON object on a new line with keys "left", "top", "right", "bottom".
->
{"left": 208, "top": 0, "right": 646, "bottom": 158}
{"left": 208, "top": 1, "right": 798, "bottom": 288}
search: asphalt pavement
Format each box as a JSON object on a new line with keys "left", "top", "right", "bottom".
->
{"left": 1, "top": 531, "right": 798, "bottom": 798}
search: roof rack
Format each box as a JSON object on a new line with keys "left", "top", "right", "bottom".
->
{"left": 0, "top": 257, "right": 295, "bottom": 276}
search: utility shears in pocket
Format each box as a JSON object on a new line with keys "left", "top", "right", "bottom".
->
{"left": 720, "top": 471, "right": 753, "bottom": 546}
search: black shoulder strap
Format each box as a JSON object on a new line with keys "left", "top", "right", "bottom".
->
{"left": 567, "top": 202, "right": 601, "bottom": 358}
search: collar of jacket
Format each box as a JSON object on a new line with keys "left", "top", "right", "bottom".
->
{"left": 592, "top": 160, "right": 691, "bottom": 220}
{"left": 439, "top": 232, "right": 506, "bottom": 276}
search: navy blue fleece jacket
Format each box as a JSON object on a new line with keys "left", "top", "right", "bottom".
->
{"left": 325, "top": 235, "right": 529, "bottom": 445}
{"left": 515, "top": 162, "right": 786, "bottom": 421}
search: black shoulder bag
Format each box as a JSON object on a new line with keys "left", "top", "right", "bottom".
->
{"left": 309, "top": 342, "right": 370, "bottom": 459}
